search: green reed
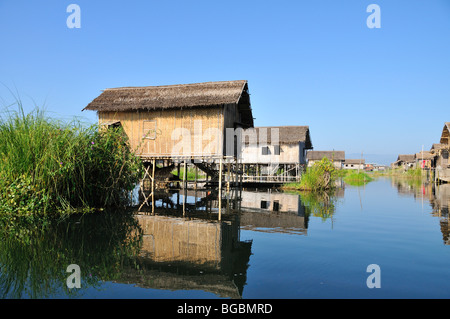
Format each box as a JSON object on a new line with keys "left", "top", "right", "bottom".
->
{"left": 0, "top": 102, "right": 143, "bottom": 215}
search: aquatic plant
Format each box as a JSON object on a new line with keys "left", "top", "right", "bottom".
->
{"left": 343, "top": 171, "right": 373, "bottom": 186}
{"left": 0, "top": 102, "right": 143, "bottom": 215}
{"left": 282, "top": 157, "right": 338, "bottom": 191}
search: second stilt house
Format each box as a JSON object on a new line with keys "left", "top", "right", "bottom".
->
{"left": 239, "top": 126, "right": 313, "bottom": 183}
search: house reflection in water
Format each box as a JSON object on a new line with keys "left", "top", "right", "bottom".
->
{"left": 239, "top": 189, "right": 309, "bottom": 235}
{"left": 392, "top": 179, "right": 450, "bottom": 246}
{"left": 119, "top": 190, "right": 252, "bottom": 299}
{"left": 430, "top": 184, "right": 450, "bottom": 245}
{"left": 122, "top": 186, "right": 337, "bottom": 297}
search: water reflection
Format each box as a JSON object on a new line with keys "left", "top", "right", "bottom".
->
{"left": 0, "top": 186, "right": 343, "bottom": 299}
{"left": 430, "top": 184, "right": 450, "bottom": 245}
{"left": 391, "top": 177, "right": 450, "bottom": 245}
{"left": 125, "top": 213, "right": 251, "bottom": 299}
{"left": 0, "top": 210, "right": 142, "bottom": 298}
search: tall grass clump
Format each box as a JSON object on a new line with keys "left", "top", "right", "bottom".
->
{"left": 0, "top": 103, "right": 143, "bottom": 216}
{"left": 282, "top": 157, "right": 337, "bottom": 191}
{"left": 343, "top": 171, "right": 373, "bottom": 186}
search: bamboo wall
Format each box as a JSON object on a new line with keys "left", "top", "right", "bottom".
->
{"left": 98, "top": 107, "right": 229, "bottom": 159}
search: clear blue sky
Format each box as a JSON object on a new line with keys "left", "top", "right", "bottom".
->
{"left": 1, "top": 0, "right": 449, "bottom": 164}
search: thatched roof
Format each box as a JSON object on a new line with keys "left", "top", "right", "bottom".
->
{"left": 397, "top": 154, "right": 415, "bottom": 162}
{"left": 242, "top": 126, "right": 312, "bottom": 148}
{"left": 306, "top": 150, "right": 345, "bottom": 161}
{"left": 440, "top": 122, "right": 450, "bottom": 144}
{"left": 431, "top": 143, "right": 446, "bottom": 151}
{"left": 83, "top": 80, "right": 254, "bottom": 126}
{"left": 415, "top": 151, "right": 435, "bottom": 160}
{"left": 344, "top": 159, "right": 365, "bottom": 165}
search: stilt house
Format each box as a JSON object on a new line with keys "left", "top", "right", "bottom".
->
{"left": 239, "top": 126, "right": 313, "bottom": 183}
{"left": 83, "top": 80, "right": 254, "bottom": 162}
{"left": 435, "top": 122, "right": 450, "bottom": 182}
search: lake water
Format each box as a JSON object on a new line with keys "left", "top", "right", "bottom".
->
{"left": 1, "top": 177, "right": 450, "bottom": 299}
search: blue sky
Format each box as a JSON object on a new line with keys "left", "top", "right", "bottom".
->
{"left": 1, "top": 0, "right": 449, "bottom": 164}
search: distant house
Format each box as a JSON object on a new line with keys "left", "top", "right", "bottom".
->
{"left": 435, "top": 122, "right": 450, "bottom": 182}
{"left": 306, "top": 151, "right": 345, "bottom": 169}
{"left": 415, "top": 151, "right": 434, "bottom": 169}
{"left": 343, "top": 159, "right": 365, "bottom": 170}
{"left": 391, "top": 154, "right": 416, "bottom": 169}
{"left": 431, "top": 143, "right": 446, "bottom": 153}
{"left": 240, "top": 126, "right": 313, "bottom": 182}
{"left": 372, "top": 164, "right": 387, "bottom": 171}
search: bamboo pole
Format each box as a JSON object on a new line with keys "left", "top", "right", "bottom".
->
{"left": 194, "top": 165, "right": 198, "bottom": 190}
{"left": 152, "top": 158, "right": 155, "bottom": 215}
{"left": 183, "top": 161, "right": 186, "bottom": 216}
{"left": 218, "top": 158, "right": 223, "bottom": 221}
{"left": 227, "top": 162, "right": 231, "bottom": 193}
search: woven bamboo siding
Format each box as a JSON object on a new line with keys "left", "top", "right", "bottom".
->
{"left": 98, "top": 107, "right": 224, "bottom": 158}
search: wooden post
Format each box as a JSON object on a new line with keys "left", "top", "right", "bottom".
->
{"left": 194, "top": 165, "right": 198, "bottom": 190}
{"left": 183, "top": 161, "right": 187, "bottom": 216}
{"left": 218, "top": 158, "right": 223, "bottom": 221}
{"left": 227, "top": 162, "right": 231, "bottom": 193}
{"left": 177, "top": 162, "right": 181, "bottom": 188}
{"left": 152, "top": 158, "right": 155, "bottom": 215}
{"left": 183, "top": 162, "right": 187, "bottom": 188}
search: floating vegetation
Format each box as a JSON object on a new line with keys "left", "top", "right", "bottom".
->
{"left": 343, "top": 171, "right": 374, "bottom": 186}
{"left": 282, "top": 157, "right": 338, "bottom": 191}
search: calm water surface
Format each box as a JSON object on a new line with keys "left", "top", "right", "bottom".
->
{"left": 1, "top": 177, "right": 450, "bottom": 299}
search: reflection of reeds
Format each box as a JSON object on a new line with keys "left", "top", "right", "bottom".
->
{"left": 283, "top": 188, "right": 338, "bottom": 221}
{"left": 299, "top": 190, "right": 337, "bottom": 221}
{"left": 0, "top": 210, "right": 143, "bottom": 298}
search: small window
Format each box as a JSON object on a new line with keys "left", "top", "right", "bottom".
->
{"left": 143, "top": 120, "right": 157, "bottom": 140}
{"left": 260, "top": 201, "right": 269, "bottom": 209}
{"left": 274, "top": 145, "right": 280, "bottom": 155}
{"left": 262, "top": 146, "right": 270, "bottom": 155}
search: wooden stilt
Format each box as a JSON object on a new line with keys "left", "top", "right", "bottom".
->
{"left": 227, "top": 162, "right": 231, "bottom": 193}
{"left": 177, "top": 162, "right": 181, "bottom": 188}
{"left": 194, "top": 165, "right": 198, "bottom": 190}
{"left": 151, "top": 159, "right": 155, "bottom": 215}
{"left": 139, "top": 162, "right": 154, "bottom": 212}
{"left": 218, "top": 158, "right": 223, "bottom": 221}
{"left": 183, "top": 161, "right": 187, "bottom": 216}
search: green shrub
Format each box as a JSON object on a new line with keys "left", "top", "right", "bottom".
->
{"left": 0, "top": 103, "right": 143, "bottom": 215}
{"left": 283, "top": 157, "right": 337, "bottom": 191}
{"left": 343, "top": 171, "right": 373, "bottom": 186}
